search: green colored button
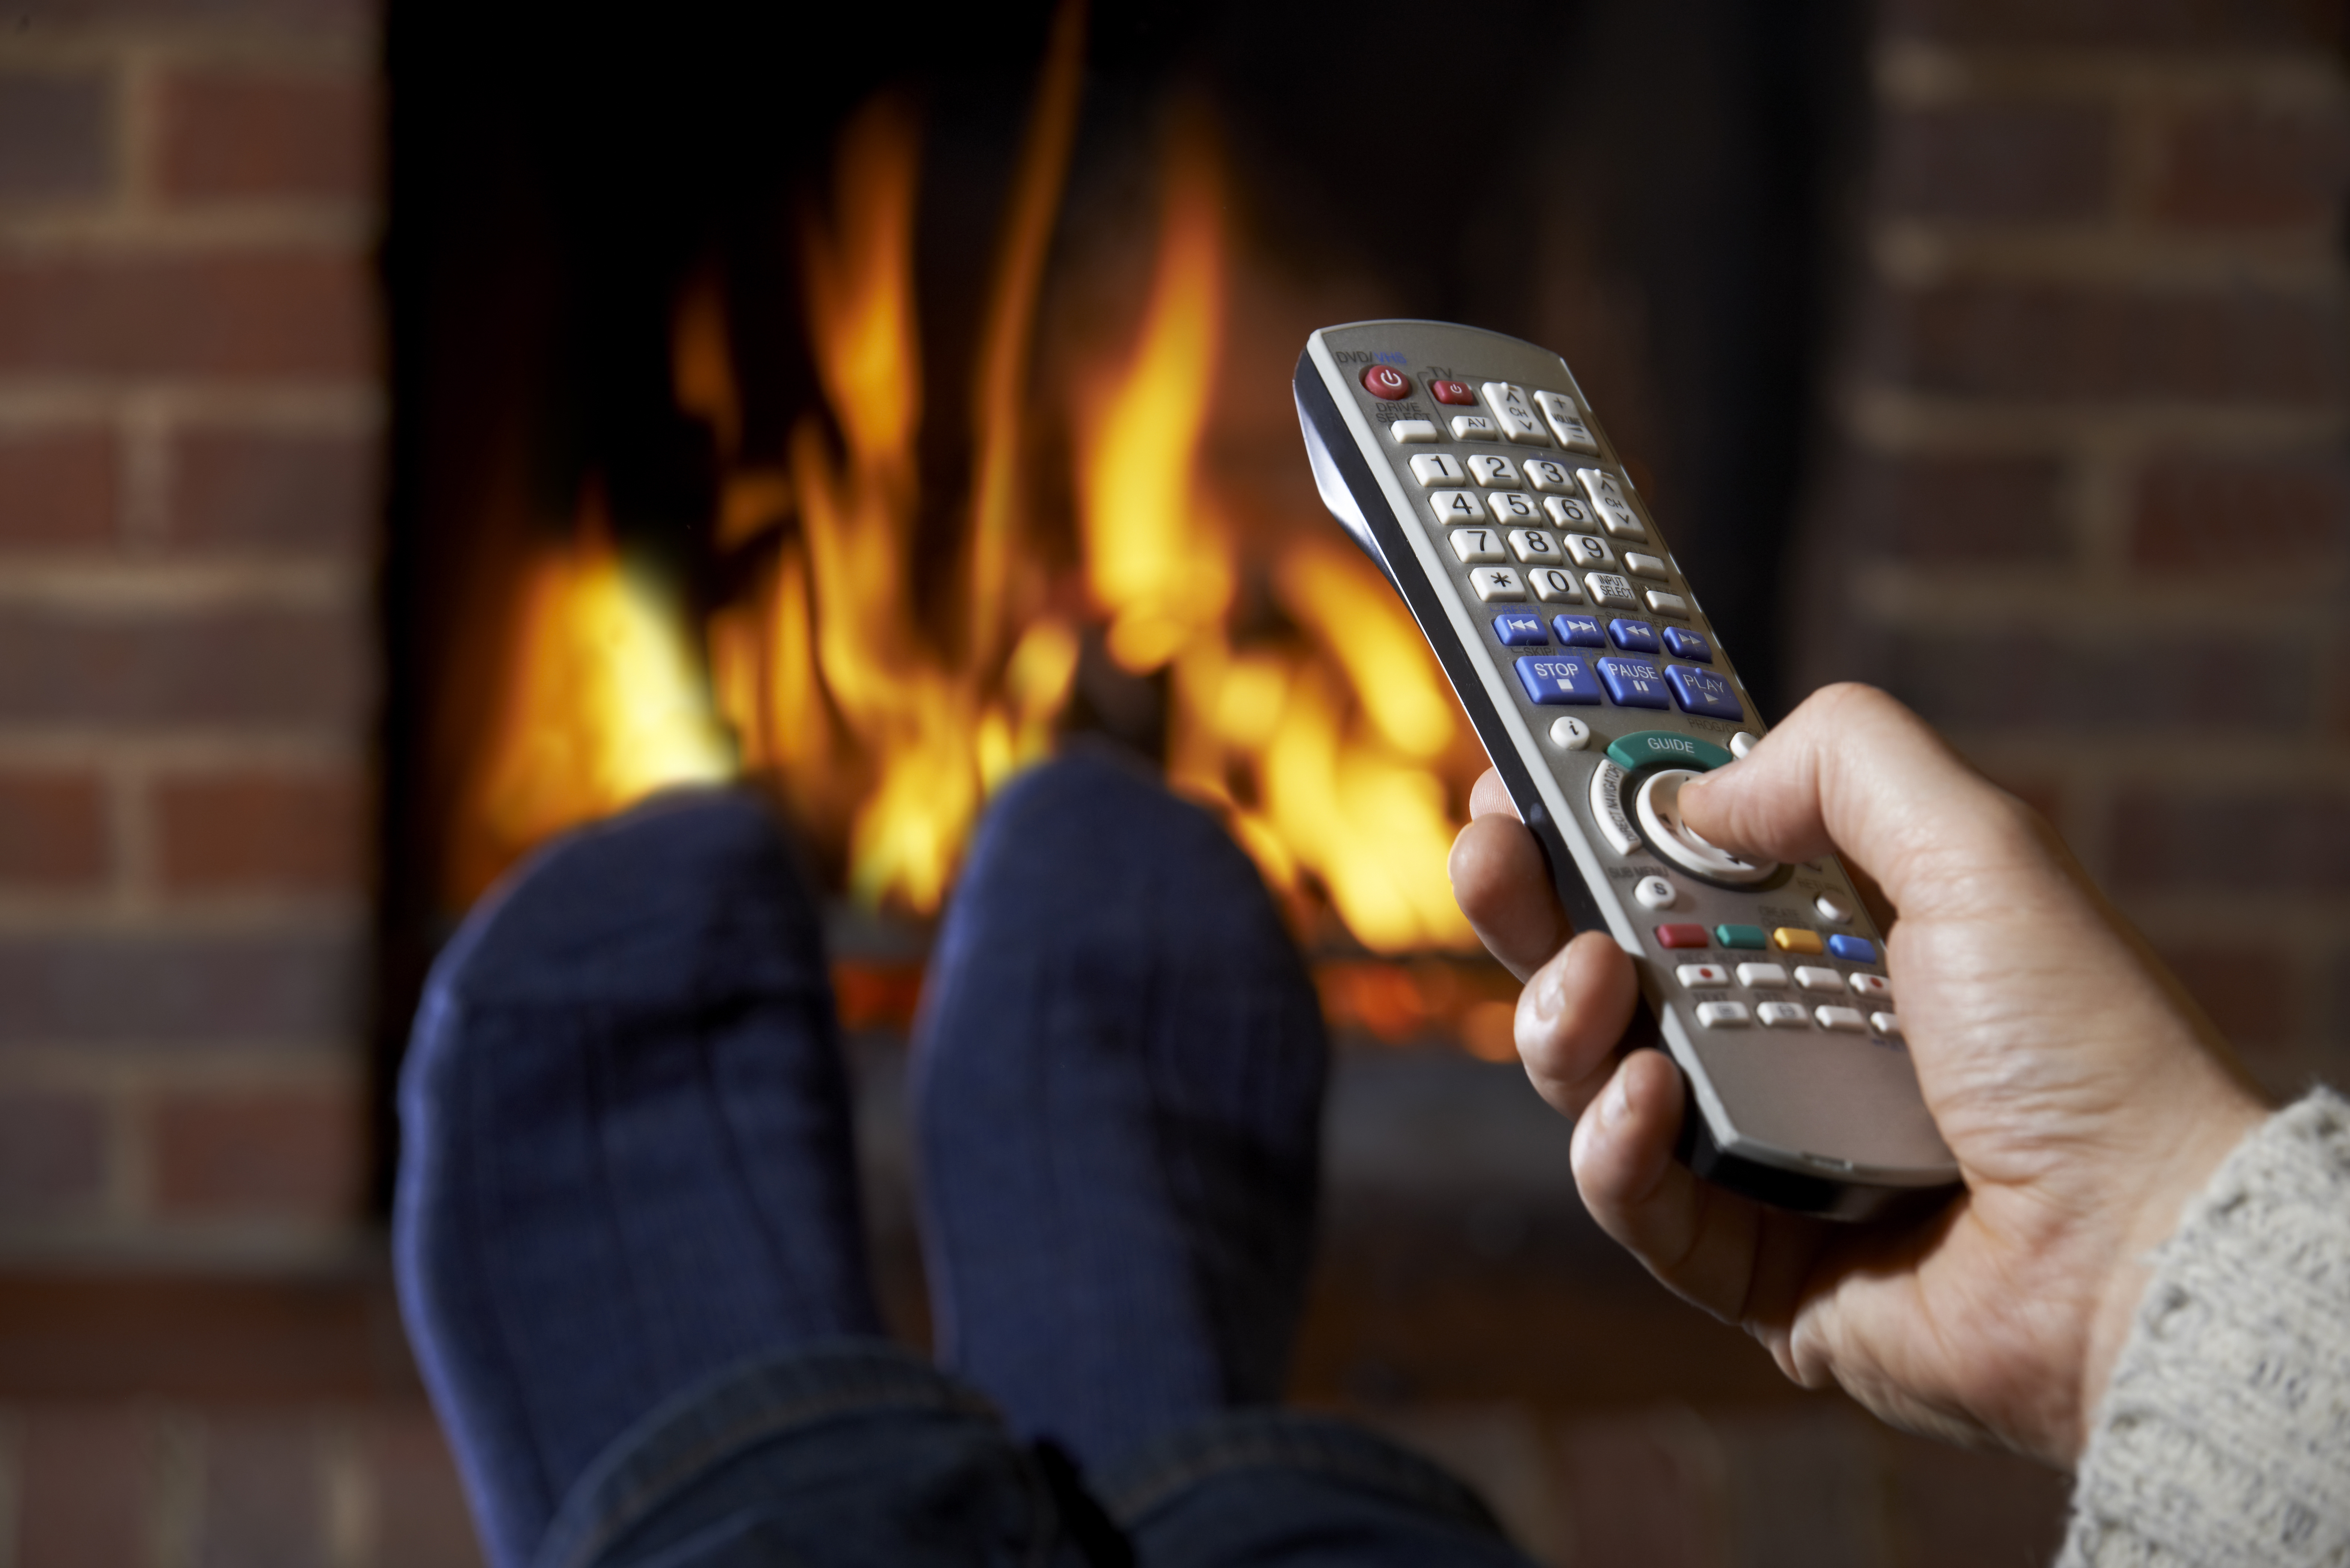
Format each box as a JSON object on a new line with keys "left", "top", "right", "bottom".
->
{"left": 1605, "top": 729, "right": 1734, "bottom": 773}
{"left": 1714, "top": 924, "right": 1768, "bottom": 949}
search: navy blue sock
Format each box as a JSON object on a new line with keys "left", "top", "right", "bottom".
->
{"left": 912, "top": 750, "right": 1329, "bottom": 1476}
{"left": 394, "top": 791, "right": 882, "bottom": 1568}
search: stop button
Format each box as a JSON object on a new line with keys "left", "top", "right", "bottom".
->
{"left": 1361, "top": 364, "right": 1412, "bottom": 399}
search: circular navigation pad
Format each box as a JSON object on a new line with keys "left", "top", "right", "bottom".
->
{"left": 1633, "top": 769, "right": 1778, "bottom": 886}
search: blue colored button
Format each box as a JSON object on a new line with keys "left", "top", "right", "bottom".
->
{"left": 1595, "top": 656, "right": 1670, "bottom": 708}
{"left": 1550, "top": 613, "right": 1604, "bottom": 648}
{"left": 1666, "top": 663, "right": 1744, "bottom": 721}
{"left": 1492, "top": 612, "right": 1548, "bottom": 646}
{"left": 1826, "top": 934, "right": 1877, "bottom": 963}
{"left": 1662, "top": 625, "right": 1712, "bottom": 662}
{"left": 1608, "top": 618, "right": 1660, "bottom": 653}
{"left": 1515, "top": 655, "right": 1602, "bottom": 705}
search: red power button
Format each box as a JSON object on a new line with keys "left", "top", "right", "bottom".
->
{"left": 1361, "top": 364, "right": 1412, "bottom": 400}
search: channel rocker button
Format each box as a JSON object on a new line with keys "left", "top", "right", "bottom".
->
{"left": 1362, "top": 364, "right": 1412, "bottom": 399}
{"left": 1514, "top": 655, "right": 1601, "bottom": 704}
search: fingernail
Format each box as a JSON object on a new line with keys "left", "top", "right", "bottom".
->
{"left": 1531, "top": 966, "right": 1566, "bottom": 1023}
{"left": 1600, "top": 1072, "right": 1632, "bottom": 1127}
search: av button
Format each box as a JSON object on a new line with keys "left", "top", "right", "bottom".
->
{"left": 1605, "top": 730, "right": 1734, "bottom": 773}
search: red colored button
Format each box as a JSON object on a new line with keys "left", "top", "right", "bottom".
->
{"left": 1430, "top": 380, "right": 1477, "bottom": 405}
{"left": 1361, "top": 364, "right": 1412, "bottom": 400}
{"left": 1655, "top": 924, "right": 1710, "bottom": 949}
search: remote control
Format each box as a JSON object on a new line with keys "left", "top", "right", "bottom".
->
{"left": 1294, "top": 321, "right": 1956, "bottom": 1221}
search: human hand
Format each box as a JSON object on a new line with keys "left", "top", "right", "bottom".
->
{"left": 1447, "top": 683, "right": 2268, "bottom": 1464}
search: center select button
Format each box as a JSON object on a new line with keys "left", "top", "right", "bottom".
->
{"left": 1606, "top": 730, "right": 1734, "bottom": 774}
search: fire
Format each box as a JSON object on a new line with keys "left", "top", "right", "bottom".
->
{"left": 461, "top": 13, "right": 1482, "bottom": 954}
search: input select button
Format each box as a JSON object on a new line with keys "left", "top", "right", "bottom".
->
{"left": 1605, "top": 730, "right": 1734, "bottom": 773}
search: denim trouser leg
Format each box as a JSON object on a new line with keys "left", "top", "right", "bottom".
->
{"left": 537, "top": 1344, "right": 1539, "bottom": 1568}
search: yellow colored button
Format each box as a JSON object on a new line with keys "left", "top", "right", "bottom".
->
{"left": 1771, "top": 927, "right": 1824, "bottom": 955}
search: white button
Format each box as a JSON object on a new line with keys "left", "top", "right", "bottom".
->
{"left": 1549, "top": 715, "right": 1592, "bottom": 751}
{"left": 1696, "top": 1001, "right": 1751, "bottom": 1029}
{"left": 1633, "top": 768, "right": 1777, "bottom": 886}
{"left": 1677, "top": 963, "right": 1731, "bottom": 988}
{"left": 1467, "top": 454, "right": 1519, "bottom": 487}
{"left": 1409, "top": 453, "right": 1465, "bottom": 486}
{"left": 1563, "top": 534, "right": 1613, "bottom": 567}
{"left": 1528, "top": 566, "right": 1581, "bottom": 602}
{"left": 1757, "top": 1001, "right": 1810, "bottom": 1029}
{"left": 1451, "top": 415, "right": 1500, "bottom": 441}
{"left": 1735, "top": 962, "right": 1788, "bottom": 989}
{"left": 1449, "top": 528, "right": 1506, "bottom": 563}
{"left": 1541, "top": 496, "right": 1598, "bottom": 528}
{"left": 1595, "top": 498, "right": 1644, "bottom": 537}
{"left": 1534, "top": 390, "right": 1597, "bottom": 451}
{"left": 1849, "top": 973, "right": 1892, "bottom": 1002}
{"left": 1479, "top": 382, "right": 1551, "bottom": 445}
{"left": 1870, "top": 1011, "right": 1903, "bottom": 1039}
{"left": 1633, "top": 872, "right": 1673, "bottom": 907}
{"left": 1578, "top": 468, "right": 1630, "bottom": 508}
{"left": 1584, "top": 572, "right": 1637, "bottom": 610}
{"left": 1729, "top": 731, "right": 1756, "bottom": 758}
{"left": 1429, "top": 489, "right": 1483, "bottom": 524}
{"left": 1485, "top": 492, "right": 1539, "bottom": 524}
{"left": 1816, "top": 1005, "right": 1868, "bottom": 1032}
{"left": 1813, "top": 892, "right": 1850, "bottom": 923}
{"left": 1645, "top": 590, "right": 1691, "bottom": 619}
{"left": 1471, "top": 567, "right": 1525, "bottom": 602}
{"left": 1794, "top": 966, "right": 1843, "bottom": 993}
{"left": 1624, "top": 552, "right": 1668, "bottom": 579}
{"left": 1523, "top": 457, "right": 1575, "bottom": 492}
{"left": 1587, "top": 761, "right": 1640, "bottom": 854}
{"left": 1507, "top": 528, "right": 1559, "bottom": 563}
{"left": 1389, "top": 420, "right": 1439, "bottom": 444}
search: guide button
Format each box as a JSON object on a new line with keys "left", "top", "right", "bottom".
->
{"left": 1604, "top": 730, "right": 1733, "bottom": 772}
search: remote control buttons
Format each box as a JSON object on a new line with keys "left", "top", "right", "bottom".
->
{"left": 1827, "top": 934, "right": 1879, "bottom": 963}
{"left": 1696, "top": 1002, "right": 1752, "bottom": 1028}
{"left": 1579, "top": 467, "right": 1630, "bottom": 508}
{"left": 1409, "top": 453, "right": 1466, "bottom": 486}
{"left": 1564, "top": 534, "right": 1614, "bottom": 567}
{"left": 1676, "top": 963, "right": 1731, "bottom": 987}
{"left": 1634, "top": 769, "right": 1777, "bottom": 885}
{"left": 1389, "top": 420, "right": 1439, "bottom": 444}
{"left": 1605, "top": 730, "right": 1733, "bottom": 771}
{"left": 1729, "top": 731, "right": 1756, "bottom": 758}
{"left": 1485, "top": 492, "right": 1539, "bottom": 524}
{"left": 1656, "top": 924, "right": 1710, "bottom": 948}
{"left": 1542, "top": 496, "right": 1597, "bottom": 528}
{"left": 1467, "top": 454, "right": 1519, "bottom": 487}
{"left": 1737, "top": 963, "right": 1789, "bottom": 988}
{"left": 1793, "top": 966, "right": 1843, "bottom": 992}
{"left": 1508, "top": 529, "right": 1559, "bottom": 562}
{"left": 1472, "top": 567, "right": 1525, "bottom": 601}
{"left": 1624, "top": 552, "right": 1669, "bottom": 579}
{"left": 1871, "top": 1011, "right": 1903, "bottom": 1039}
{"left": 1588, "top": 762, "right": 1642, "bottom": 853}
{"left": 1666, "top": 663, "right": 1744, "bottom": 721}
{"left": 1480, "top": 381, "right": 1552, "bottom": 444}
{"left": 1813, "top": 892, "right": 1851, "bottom": 923}
{"left": 1816, "top": 1006, "right": 1868, "bottom": 1033}
{"left": 1524, "top": 458, "right": 1575, "bottom": 492}
{"left": 1430, "top": 379, "right": 1477, "bottom": 404}
{"left": 1773, "top": 927, "right": 1825, "bottom": 954}
{"left": 1549, "top": 715, "right": 1593, "bottom": 750}
{"left": 1552, "top": 613, "right": 1605, "bottom": 647}
{"left": 1714, "top": 924, "right": 1767, "bottom": 949}
{"left": 1491, "top": 612, "right": 1548, "bottom": 646}
{"left": 1449, "top": 528, "right": 1506, "bottom": 563}
{"left": 1646, "top": 590, "right": 1692, "bottom": 619}
{"left": 1633, "top": 873, "right": 1673, "bottom": 907}
{"left": 1584, "top": 572, "right": 1637, "bottom": 609}
{"left": 1849, "top": 973, "right": 1893, "bottom": 1002}
{"left": 1362, "top": 364, "right": 1412, "bottom": 399}
{"left": 1608, "top": 618, "right": 1660, "bottom": 653}
{"left": 1596, "top": 655, "right": 1670, "bottom": 708}
{"left": 1662, "top": 626, "right": 1711, "bottom": 662}
{"left": 1529, "top": 567, "right": 1582, "bottom": 602}
{"left": 1757, "top": 1001, "right": 1810, "bottom": 1028}
{"left": 1534, "top": 390, "right": 1598, "bottom": 451}
{"left": 1451, "top": 415, "right": 1500, "bottom": 441}
{"left": 1514, "top": 653, "right": 1599, "bottom": 703}
{"left": 1430, "top": 489, "right": 1483, "bottom": 523}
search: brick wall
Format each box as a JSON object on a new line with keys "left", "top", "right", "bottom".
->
{"left": 1805, "top": 0, "right": 2350, "bottom": 1094}
{"left": 0, "top": 0, "right": 377, "bottom": 1260}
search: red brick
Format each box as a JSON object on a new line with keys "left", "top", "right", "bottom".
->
{"left": 1889, "top": 629, "right": 2314, "bottom": 733}
{"left": 1880, "top": 103, "right": 2113, "bottom": 223}
{"left": 370, "top": 1412, "right": 486, "bottom": 1568}
{"left": 0, "top": 427, "right": 116, "bottom": 548}
{"left": 1831, "top": 451, "right": 2069, "bottom": 561}
{"left": 1883, "top": 0, "right": 2344, "bottom": 48}
{"left": 0, "top": 70, "right": 112, "bottom": 204}
{"left": 0, "top": 1091, "right": 106, "bottom": 1210}
{"left": 0, "top": 767, "right": 107, "bottom": 886}
{"left": 2151, "top": 100, "right": 2350, "bottom": 232}
{"left": 0, "top": 604, "right": 364, "bottom": 727}
{"left": 0, "top": 251, "right": 373, "bottom": 379}
{"left": 151, "top": 1085, "right": 360, "bottom": 1220}
{"left": 156, "top": 768, "right": 363, "bottom": 894}
{"left": 169, "top": 427, "right": 373, "bottom": 553}
{"left": 1874, "top": 280, "right": 2348, "bottom": 404}
{"left": 2155, "top": 943, "right": 2299, "bottom": 1050}
{"left": 2110, "top": 787, "right": 2350, "bottom": 893}
{"left": 157, "top": 68, "right": 375, "bottom": 205}
{"left": 2129, "top": 451, "right": 2349, "bottom": 574}
{"left": 0, "top": 930, "right": 359, "bottom": 1046}
{"left": 200, "top": 1413, "right": 323, "bottom": 1567}
{"left": 19, "top": 1405, "right": 152, "bottom": 1568}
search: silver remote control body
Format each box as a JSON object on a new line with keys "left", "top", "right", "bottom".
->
{"left": 1294, "top": 320, "right": 1956, "bottom": 1221}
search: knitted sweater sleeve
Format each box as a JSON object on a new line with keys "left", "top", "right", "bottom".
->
{"left": 2060, "top": 1087, "right": 2350, "bottom": 1568}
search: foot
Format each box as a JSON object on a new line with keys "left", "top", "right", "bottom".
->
{"left": 394, "top": 790, "right": 882, "bottom": 1568}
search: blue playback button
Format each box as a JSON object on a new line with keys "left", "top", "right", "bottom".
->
{"left": 1662, "top": 625, "right": 1712, "bottom": 662}
{"left": 1492, "top": 611, "right": 1548, "bottom": 646}
{"left": 1551, "top": 613, "right": 1605, "bottom": 648}
{"left": 1595, "top": 656, "right": 1670, "bottom": 708}
{"left": 1609, "top": 618, "right": 1660, "bottom": 653}
{"left": 1827, "top": 934, "right": 1877, "bottom": 963}
{"left": 1666, "top": 663, "right": 1743, "bottom": 720}
{"left": 1515, "top": 655, "right": 1602, "bottom": 705}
